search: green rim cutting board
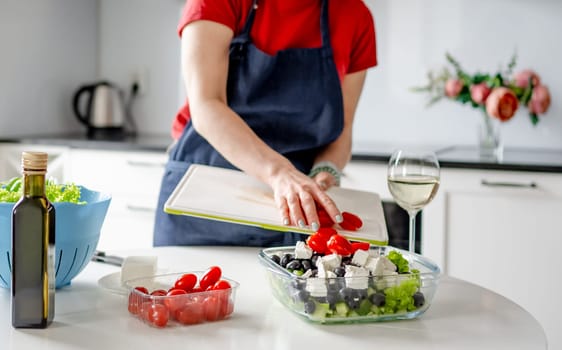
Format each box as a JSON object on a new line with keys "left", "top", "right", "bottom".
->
{"left": 164, "top": 164, "right": 389, "bottom": 245}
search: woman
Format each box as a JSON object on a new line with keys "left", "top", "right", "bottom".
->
{"left": 154, "top": 0, "right": 377, "bottom": 246}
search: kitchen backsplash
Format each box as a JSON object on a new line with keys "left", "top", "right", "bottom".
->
{"left": 1, "top": 0, "right": 560, "bottom": 150}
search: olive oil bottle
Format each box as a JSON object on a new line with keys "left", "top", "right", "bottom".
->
{"left": 11, "top": 151, "right": 55, "bottom": 328}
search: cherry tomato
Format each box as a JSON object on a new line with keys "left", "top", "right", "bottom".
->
{"left": 326, "top": 234, "right": 353, "bottom": 256}
{"left": 175, "top": 302, "right": 205, "bottom": 325}
{"left": 216, "top": 289, "right": 234, "bottom": 318}
{"left": 210, "top": 279, "right": 232, "bottom": 290}
{"left": 339, "top": 211, "right": 363, "bottom": 231}
{"left": 190, "top": 286, "right": 204, "bottom": 294}
{"left": 199, "top": 266, "right": 222, "bottom": 290}
{"left": 351, "top": 241, "right": 370, "bottom": 253}
{"left": 164, "top": 288, "right": 188, "bottom": 313}
{"left": 203, "top": 295, "right": 221, "bottom": 321}
{"left": 140, "top": 301, "right": 154, "bottom": 321}
{"left": 148, "top": 303, "right": 169, "bottom": 328}
{"left": 128, "top": 287, "right": 150, "bottom": 314}
{"left": 150, "top": 289, "right": 167, "bottom": 297}
{"left": 174, "top": 273, "right": 197, "bottom": 292}
{"left": 134, "top": 286, "right": 149, "bottom": 295}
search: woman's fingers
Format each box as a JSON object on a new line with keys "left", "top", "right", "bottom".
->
{"left": 314, "top": 190, "right": 342, "bottom": 224}
{"left": 286, "top": 193, "right": 306, "bottom": 228}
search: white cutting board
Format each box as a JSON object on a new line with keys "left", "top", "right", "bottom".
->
{"left": 164, "top": 164, "right": 388, "bottom": 244}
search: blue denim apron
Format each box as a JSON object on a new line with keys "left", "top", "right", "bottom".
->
{"left": 154, "top": 0, "right": 344, "bottom": 247}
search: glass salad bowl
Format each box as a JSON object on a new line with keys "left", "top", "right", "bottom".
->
{"left": 258, "top": 245, "right": 441, "bottom": 324}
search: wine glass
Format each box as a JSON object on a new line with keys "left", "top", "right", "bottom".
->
{"left": 387, "top": 150, "right": 440, "bottom": 253}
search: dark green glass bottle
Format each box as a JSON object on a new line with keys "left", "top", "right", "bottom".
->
{"left": 11, "top": 151, "right": 55, "bottom": 328}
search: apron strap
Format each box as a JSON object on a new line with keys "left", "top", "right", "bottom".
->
{"left": 235, "top": 0, "right": 259, "bottom": 44}
{"left": 319, "top": 0, "right": 332, "bottom": 50}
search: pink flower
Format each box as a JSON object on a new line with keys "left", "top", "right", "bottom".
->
{"left": 528, "top": 85, "right": 551, "bottom": 115}
{"left": 444, "top": 79, "right": 463, "bottom": 98}
{"left": 485, "top": 87, "right": 519, "bottom": 122}
{"left": 470, "top": 83, "right": 492, "bottom": 105}
{"left": 513, "top": 69, "right": 541, "bottom": 88}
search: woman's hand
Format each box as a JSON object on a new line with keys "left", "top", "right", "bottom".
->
{"left": 268, "top": 166, "right": 342, "bottom": 231}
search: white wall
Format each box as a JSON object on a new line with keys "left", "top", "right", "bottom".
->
{"left": 97, "top": 0, "right": 183, "bottom": 137}
{"left": 357, "top": 0, "right": 562, "bottom": 150}
{"left": 1, "top": 0, "right": 561, "bottom": 151}
{"left": 0, "top": 0, "right": 97, "bottom": 137}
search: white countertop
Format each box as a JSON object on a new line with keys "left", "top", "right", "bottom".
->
{"left": 0, "top": 246, "right": 547, "bottom": 350}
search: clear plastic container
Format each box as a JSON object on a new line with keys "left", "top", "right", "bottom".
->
{"left": 124, "top": 272, "right": 239, "bottom": 328}
{"left": 258, "top": 245, "right": 441, "bottom": 324}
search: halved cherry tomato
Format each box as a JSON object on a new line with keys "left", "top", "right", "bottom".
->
{"left": 326, "top": 234, "right": 353, "bottom": 256}
{"left": 316, "top": 227, "right": 337, "bottom": 239}
{"left": 339, "top": 211, "right": 363, "bottom": 231}
{"left": 210, "top": 279, "right": 231, "bottom": 290}
{"left": 199, "top": 266, "right": 222, "bottom": 290}
{"left": 317, "top": 208, "right": 334, "bottom": 228}
{"left": 351, "top": 241, "right": 370, "bottom": 253}
{"left": 306, "top": 233, "right": 328, "bottom": 254}
{"left": 174, "top": 273, "right": 197, "bottom": 292}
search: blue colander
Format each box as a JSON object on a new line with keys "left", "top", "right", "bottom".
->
{"left": 0, "top": 187, "right": 111, "bottom": 288}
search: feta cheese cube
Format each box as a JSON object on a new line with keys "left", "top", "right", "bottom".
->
{"left": 294, "top": 241, "right": 313, "bottom": 259}
{"left": 344, "top": 265, "right": 369, "bottom": 290}
{"left": 322, "top": 253, "right": 342, "bottom": 271}
{"left": 365, "top": 256, "right": 396, "bottom": 276}
{"left": 306, "top": 277, "right": 328, "bottom": 297}
{"left": 351, "top": 249, "right": 370, "bottom": 267}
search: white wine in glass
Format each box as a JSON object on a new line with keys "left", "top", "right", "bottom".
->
{"left": 387, "top": 150, "right": 440, "bottom": 253}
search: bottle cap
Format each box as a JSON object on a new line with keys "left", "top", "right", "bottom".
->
{"left": 21, "top": 152, "right": 48, "bottom": 173}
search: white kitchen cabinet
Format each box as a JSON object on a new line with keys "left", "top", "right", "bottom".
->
{"left": 438, "top": 168, "right": 561, "bottom": 349}
{"left": 67, "top": 149, "right": 167, "bottom": 251}
{"left": 343, "top": 160, "right": 562, "bottom": 349}
{"left": 0, "top": 143, "right": 69, "bottom": 181}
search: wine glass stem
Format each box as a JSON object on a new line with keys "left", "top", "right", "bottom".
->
{"left": 408, "top": 212, "right": 416, "bottom": 253}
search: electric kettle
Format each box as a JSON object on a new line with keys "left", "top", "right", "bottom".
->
{"left": 72, "top": 81, "right": 128, "bottom": 138}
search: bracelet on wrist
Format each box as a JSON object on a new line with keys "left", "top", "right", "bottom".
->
{"left": 308, "top": 161, "right": 341, "bottom": 186}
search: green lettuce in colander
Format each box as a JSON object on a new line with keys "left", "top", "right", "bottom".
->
{"left": 0, "top": 177, "right": 85, "bottom": 204}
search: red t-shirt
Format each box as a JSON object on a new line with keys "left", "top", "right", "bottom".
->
{"left": 172, "top": 0, "right": 377, "bottom": 139}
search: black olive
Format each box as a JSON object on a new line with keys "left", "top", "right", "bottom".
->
{"left": 333, "top": 266, "right": 346, "bottom": 277}
{"left": 413, "top": 292, "right": 425, "bottom": 308}
{"left": 293, "top": 289, "right": 310, "bottom": 303}
{"left": 339, "top": 287, "right": 354, "bottom": 302}
{"left": 304, "top": 300, "right": 316, "bottom": 314}
{"left": 271, "top": 254, "right": 281, "bottom": 265}
{"left": 280, "top": 253, "right": 293, "bottom": 268}
{"left": 301, "top": 259, "right": 312, "bottom": 271}
{"left": 346, "top": 298, "right": 361, "bottom": 310}
{"left": 286, "top": 260, "right": 302, "bottom": 270}
{"left": 369, "top": 292, "right": 386, "bottom": 307}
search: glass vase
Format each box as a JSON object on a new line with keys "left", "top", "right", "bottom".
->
{"left": 478, "top": 111, "right": 503, "bottom": 161}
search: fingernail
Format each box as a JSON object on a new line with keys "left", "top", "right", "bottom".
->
{"left": 283, "top": 217, "right": 290, "bottom": 225}
{"left": 298, "top": 219, "right": 306, "bottom": 228}
{"left": 311, "top": 222, "right": 319, "bottom": 231}
{"left": 335, "top": 214, "right": 343, "bottom": 223}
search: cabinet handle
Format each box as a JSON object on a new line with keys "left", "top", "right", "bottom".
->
{"left": 481, "top": 179, "right": 537, "bottom": 188}
{"left": 126, "top": 204, "right": 156, "bottom": 212}
{"left": 127, "top": 160, "right": 166, "bottom": 168}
